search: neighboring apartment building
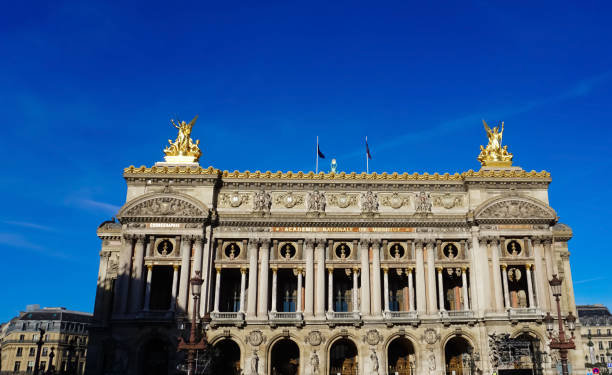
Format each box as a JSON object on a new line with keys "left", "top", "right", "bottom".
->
{"left": 0, "top": 305, "right": 92, "bottom": 375}
{"left": 578, "top": 304, "right": 612, "bottom": 366}
{"left": 85, "top": 118, "right": 585, "bottom": 375}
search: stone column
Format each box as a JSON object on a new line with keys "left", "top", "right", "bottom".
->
{"left": 526, "top": 264, "right": 535, "bottom": 308}
{"left": 257, "top": 239, "right": 270, "bottom": 317}
{"left": 359, "top": 240, "right": 371, "bottom": 316}
{"left": 471, "top": 230, "right": 486, "bottom": 314}
{"left": 200, "top": 225, "right": 213, "bottom": 316}
{"left": 297, "top": 268, "right": 303, "bottom": 312}
{"left": 129, "top": 236, "right": 146, "bottom": 313}
{"left": 544, "top": 239, "right": 557, "bottom": 275}
{"left": 239, "top": 267, "right": 247, "bottom": 313}
{"left": 490, "top": 239, "right": 504, "bottom": 311}
{"left": 371, "top": 239, "right": 382, "bottom": 316}
{"left": 461, "top": 267, "right": 469, "bottom": 311}
{"left": 115, "top": 235, "right": 134, "bottom": 314}
{"left": 190, "top": 237, "right": 204, "bottom": 314}
{"left": 271, "top": 268, "right": 278, "bottom": 312}
{"left": 383, "top": 268, "right": 390, "bottom": 312}
{"left": 304, "top": 240, "right": 315, "bottom": 317}
{"left": 170, "top": 265, "right": 179, "bottom": 311}
{"left": 415, "top": 242, "right": 426, "bottom": 313}
{"left": 177, "top": 237, "right": 191, "bottom": 314}
{"left": 532, "top": 239, "right": 548, "bottom": 310}
{"left": 246, "top": 240, "right": 259, "bottom": 318}
{"left": 501, "top": 265, "right": 510, "bottom": 309}
{"left": 352, "top": 268, "right": 359, "bottom": 313}
{"left": 436, "top": 267, "right": 445, "bottom": 312}
{"left": 315, "top": 240, "right": 326, "bottom": 317}
{"left": 407, "top": 268, "right": 415, "bottom": 312}
{"left": 327, "top": 268, "right": 334, "bottom": 312}
{"left": 213, "top": 267, "right": 221, "bottom": 312}
{"left": 93, "top": 252, "right": 111, "bottom": 320}
{"left": 426, "top": 242, "right": 437, "bottom": 313}
{"left": 143, "top": 265, "right": 153, "bottom": 311}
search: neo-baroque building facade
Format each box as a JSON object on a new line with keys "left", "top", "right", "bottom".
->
{"left": 85, "top": 121, "right": 585, "bottom": 375}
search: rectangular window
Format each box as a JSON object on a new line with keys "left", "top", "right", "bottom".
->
{"left": 598, "top": 329, "right": 602, "bottom": 335}
{"left": 29, "top": 347, "right": 36, "bottom": 356}
{"left": 600, "top": 341, "right": 604, "bottom": 350}
{"left": 19, "top": 334, "right": 25, "bottom": 341}
{"left": 42, "top": 347, "right": 48, "bottom": 356}
{"left": 14, "top": 362, "right": 21, "bottom": 372}
{"left": 27, "top": 361, "right": 34, "bottom": 372}
{"left": 40, "top": 361, "right": 46, "bottom": 370}
{"left": 17, "top": 347, "right": 23, "bottom": 357}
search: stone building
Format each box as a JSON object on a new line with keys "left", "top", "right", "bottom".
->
{"left": 0, "top": 305, "right": 92, "bottom": 375}
{"left": 578, "top": 304, "right": 612, "bottom": 366}
{"left": 85, "top": 118, "right": 585, "bottom": 375}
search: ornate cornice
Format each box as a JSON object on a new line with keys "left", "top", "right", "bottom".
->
{"left": 124, "top": 165, "right": 550, "bottom": 181}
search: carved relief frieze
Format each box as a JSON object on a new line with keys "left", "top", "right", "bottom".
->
{"left": 432, "top": 193, "right": 464, "bottom": 209}
{"left": 380, "top": 192, "right": 410, "bottom": 209}
{"left": 360, "top": 190, "right": 379, "bottom": 214}
{"left": 219, "top": 192, "right": 251, "bottom": 208}
{"left": 253, "top": 189, "right": 272, "bottom": 214}
{"left": 124, "top": 197, "right": 204, "bottom": 217}
{"left": 274, "top": 192, "right": 304, "bottom": 208}
{"left": 307, "top": 191, "right": 326, "bottom": 213}
{"left": 328, "top": 193, "right": 358, "bottom": 208}
{"left": 479, "top": 200, "right": 553, "bottom": 219}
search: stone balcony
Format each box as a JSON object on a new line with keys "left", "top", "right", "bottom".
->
{"left": 508, "top": 307, "right": 543, "bottom": 321}
{"left": 210, "top": 311, "right": 245, "bottom": 327}
{"left": 440, "top": 310, "right": 476, "bottom": 325}
{"left": 326, "top": 311, "right": 361, "bottom": 327}
{"left": 268, "top": 311, "right": 304, "bottom": 327}
{"left": 382, "top": 310, "right": 419, "bottom": 327}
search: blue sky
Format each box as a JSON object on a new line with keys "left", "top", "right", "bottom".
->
{"left": 1, "top": 1, "right": 611, "bottom": 322}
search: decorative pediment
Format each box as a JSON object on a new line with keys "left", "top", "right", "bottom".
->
{"left": 474, "top": 195, "right": 556, "bottom": 224}
{"left": 117, "top": 192, "right": 209, "bottom": 222}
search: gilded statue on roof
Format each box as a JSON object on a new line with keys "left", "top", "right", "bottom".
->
{"left": 477, "top": 119, "right": 513, "bottom": 167}
{"left": 163, "top": 115, "right": 202, "bottom": 163}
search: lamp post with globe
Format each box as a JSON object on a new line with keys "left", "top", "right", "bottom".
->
{"left": 543, "top": 274, "right": 576, "bottom": 375}
{"left": 177, "top": 271, "right": 208, "bottom": 375}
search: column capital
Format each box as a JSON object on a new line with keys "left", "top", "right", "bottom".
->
{"left": 304, "top": 238, "right": 316, "bottom": 249}
{"left": 370, "top": 238, "right": 382, "bottom": 247}
{"left": 501, "top": 264, "right": 507, "bottom": 270}
{"left": 525, "top": 264, "right": 532, "bottom": 270}
{"left": 135, "top": 235, "right": 146, "bottom": 244}
{"left": 146, "top": 264, "right": 153, "bottom": 271}
{"left": 315, "top": 238, "right": 327, "bottom": 247}
{"left": 382, "top": 267, "right": 389, "bottom": 274}
{"left": 425, "top": 241, "right": 435, "bottom": 249}
{"left": 215, "top": 266, "right": 222, "bottom": 273}
{"left": 193, "top": 235, "right": 205, "bottom": 245}
{"left": 260, "top": 238, "right": 272, "bottom": 247}
{"left": 100, "top": 251, "right": 111, "bottom": 259}
{"left": 240, "top": 267, "right": 248, "bottom": 274}
{"left": 358, "top": 238, "right": 370, "bottom": 248}
{"left": 352, "top": 266, "right": 359, "bottom": 273}
{"left": 173, "top": 264, "right": 179, "bottom": 271}
{"left": 271, "top": 266, "right": 278, "bottom": 273}
{"left": 123, "top": 233, "right": 135, "bottom": 241}
{"left": 414, "top": 240, "right": 423, "bottom": 248}
{"left": 406, "top": 267, "right": 413, "bottom": 274}
{"left": 436, "top": 266, "right": 443, "bottom": 273}
{"left": 461, "top": 266, "right": 467, "bottom": 272}
{"left": 327, "top": 267, "right": 334, "bottom": 274}
{"left": 296, "top": 267, "right": 304, "bottom": 275}
{"left": 532, "top": 238, "right": 542, "bottom": 246}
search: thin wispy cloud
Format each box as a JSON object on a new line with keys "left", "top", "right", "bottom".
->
{"left": 0, "top": 233, "right": 77, "bottom": 261}
{"left": 2, "top": 220, "right": 56, "bottom": 232}
{"left": 75, "top": 198, "right": 121, "bottom": 214}
{"left": 574, "top": 276, "right": 609, "bottom": 285}
{"left": 338, "top": 71, "right": 612, "bottom": 161}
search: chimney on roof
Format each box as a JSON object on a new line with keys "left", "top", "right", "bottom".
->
{"left": 25, "top": 304, "right": 40, "bottom": 312}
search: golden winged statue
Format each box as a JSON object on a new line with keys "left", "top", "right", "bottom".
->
{"left": 163, "top": 115, "right": 202, "bottom": 163}
{"left": 477, "top": 119, "right": 513, "bottom": 167}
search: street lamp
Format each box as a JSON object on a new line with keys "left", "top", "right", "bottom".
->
{"left": 33, "top": 328, "right": 45, "bottom": 375}
{"left": 177, "top": 271, "right": 207, "bottom": 375}
{"left": 546, "top": 274, "right": 576, "bottom": 375}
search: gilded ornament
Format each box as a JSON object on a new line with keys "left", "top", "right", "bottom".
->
{"left": 380, "top": 193, "right": 410, "bottom": 209}
{"left": 275, "top": 192, "right": 304, "bottom": 208}
{"left": 432, "top": 193, "right": 464, "bottom": 209}
{"left": 163, "top": 115, "right": 202, "bottom": 163}
{"left": 328, "top": 193, "right": 357, "bottom": 208}
{"left": 477, "top": 120, "right": 513, "bottom": 167}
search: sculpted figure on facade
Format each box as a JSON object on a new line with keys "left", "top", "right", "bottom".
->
{"left": 253, "top": 189, "right": 272, "bottom": 214}
{"left": 307, "top": 190, "right": 326, "bottom": 213}
{"left": 249, "top": 351, "right": 259, "bottom": 375}
{"left": 163, "top": 115, "right": 202, "bottom": 162}
{"left": 370, "top": 348, "right": 380, "bottom": 374}
{"left": 415, "top": 192, "right": 432, "bottom": 213}
{"left": 361, "top": 190, "right": 379, "bottom": 214}
{"left": 428, "top": 350, "right": 436, "bottom": 371}
{"left": 310, "top": 351, "right": 320, "bottom": 375}
{"left": 477, "top": 119, "right": 513, "bottom": 166}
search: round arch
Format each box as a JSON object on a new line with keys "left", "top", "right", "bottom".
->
{"left": 117, "top": 191, "right": 210, "bottom": 222}
{"left": 473, "top": 194, "right": 557, "bottom": 225}
{"left": 383, "top": 333, "right": 421, "bottom": 374}
{"left": 386, "top": 336, "right": 417, "bottom": 375}
{"left": 268, "top": 337, "right": 300, "bottom": 375}
{"left": 212, "top": 338, "right": 241, "bottom": 375}
{"left": 138, "top": 337, "right": 172, "bottom": 375}
{"left": 327, "top": 336, "right": 359, "bottom": 375}
{"left": 444, "top": 336, "right": 474, "bottom": 375}
{"left": 208, "top": 333, "right": 247, "bottom": 372}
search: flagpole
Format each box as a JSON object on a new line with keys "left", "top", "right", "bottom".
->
{"left": 366, "top": 136, "right": 369, "bottom": 174}
{"left": 316, "top": 136, "right": 319, "bottom": 174}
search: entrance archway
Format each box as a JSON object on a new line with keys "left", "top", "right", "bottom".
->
{"left": 388, "top": 337, "right": 415, "bottom": 375}
{"left": 329, "top": 338, "right": 358, "bottom": 375}
{"left": 213, "top": 339, "right": 241, "bottom": 375}
{"left": 444, "top": 336, "right": 473, "bottom": 375}
{"left": 141, "top": 338, "right": 169, "bottom": 375}
{"left": 270, "top": 338, "right": 300, "bottom": 375}
{"left": 497, "top": 333, "right": 543, "bottom": 375}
